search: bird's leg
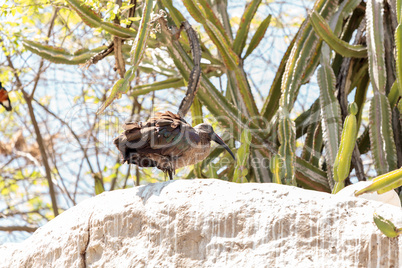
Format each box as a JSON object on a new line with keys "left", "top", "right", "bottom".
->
{"left": 167, "top": 169, "right": 173, "bottom": 180}
{"left": 172, "top": 21, "right": 189, "bottom": 40}
{"left": 171, "top": 26, "right": 183, "bottom": 40}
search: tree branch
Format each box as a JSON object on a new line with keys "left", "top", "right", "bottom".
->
{"left": 113, "top": 0, "right": 126, "bottom": 78}
{"left": 0, "top": 226, "right": 38, "bottom": 233}
{"left": 5, "top": 7, "right": 61, "bottom": 216}
{"left": 29, "top": 7, "right": 59, "bottom": 99}
{"left": 33, "top": 98, "right": 95, "bottom": 174}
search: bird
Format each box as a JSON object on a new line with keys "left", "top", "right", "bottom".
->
{"left": 0, "top": 82, "right": 12, "bottom": 111}
{"left": 113, "top": 111, "right": 235, "bottom": 180}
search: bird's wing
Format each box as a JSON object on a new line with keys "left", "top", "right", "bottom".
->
{"left": 0, "top": 89, "right": 12, "bottom": 111}
{"left": 116, "top": 111, "right": 200, "bottom": 158}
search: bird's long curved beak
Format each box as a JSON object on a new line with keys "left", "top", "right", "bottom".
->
{"left": 211, "top": 133, "right": 236, "bottom": 160}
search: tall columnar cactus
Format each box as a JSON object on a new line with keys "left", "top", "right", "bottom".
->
{"left": 366, "top": 0, "right": 397, "bottom": 175}
{"left": 278, "top": 0, "right": 338, "bottom": 186}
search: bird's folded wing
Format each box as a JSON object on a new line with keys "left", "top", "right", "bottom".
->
{"left": 115, "top": 111, "right": 200, "bottom": 158}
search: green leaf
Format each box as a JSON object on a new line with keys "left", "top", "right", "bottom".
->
{"left": 332, "top": 181, "right": 345, "bottom": 194}
{"left": 310, "top": 10, "right": 367, "bottom": 58}
{"left": 160, "top": 0, "right": 219, "bottom": 66}
{"left": 244, "top": 14, "right": 272, "bottom": 59}
{"left": 301, "top": 115, "right": 319, "bottom": 162}
{"left": 140, "top": 59, "right": 179, "bottom": 77}
{"left": 94, "top": 174, "right": 105, "bottom": 195}
{"left": 373, "top": 214, "right": 401, "bottom": 238}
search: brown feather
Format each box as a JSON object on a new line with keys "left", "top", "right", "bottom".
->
{"left": 114, "top": 112, "right": 204, "bottom": 177}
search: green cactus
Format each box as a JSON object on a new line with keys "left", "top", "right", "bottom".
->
{"left": 21, "top": 0, "right": 402, "bottom": 195}
{"left": 310, "top": 10, "right": 367, "bottom": 58}
{"left": 233, "top": 129, "right": 252, "bottom": 183}
{"left": 270, "top": 154, "right": 283, "bottom": 184}
{"left": 332, "top": 103, "right": 358, "bottom": 194}
{"left": 355, "top": 167, "right": 402, "bottom": 196}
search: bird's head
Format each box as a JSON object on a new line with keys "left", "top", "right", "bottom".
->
{"left": 0, "top": 83, "right": 12, "bottom": 112}
{"left": 194, "top": 123, "right": 235, "bottom": 160}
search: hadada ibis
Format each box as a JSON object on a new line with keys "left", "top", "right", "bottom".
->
{"left": 0, "top": 83, "right": 12, "bottom": 111}
{"left": 114, "top": 111, "right": 235, "bottom": 180}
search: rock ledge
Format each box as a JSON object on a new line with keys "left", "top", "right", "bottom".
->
{"left": 1, "top": 179, "right": 401, "bottom": 267}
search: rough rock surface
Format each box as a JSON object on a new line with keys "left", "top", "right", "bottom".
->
{"left": 337, "top": 181, "right": 401, "bottom": 207}
{"left": 1, "top": 179, "right": 401, "bottom": 267}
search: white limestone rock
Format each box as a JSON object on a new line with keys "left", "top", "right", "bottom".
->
{"left": 1, "top": 179, "right": 401, "bottom": 267}
{"left": 336, "top": 181, "right": 401, "bottom": 207}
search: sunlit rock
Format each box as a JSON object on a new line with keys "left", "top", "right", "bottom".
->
{"left": 1, "top": 179, "right": 401, "bottom": 267}
{"left": 337, "top": 181, "right": 401, "bottom": 207}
